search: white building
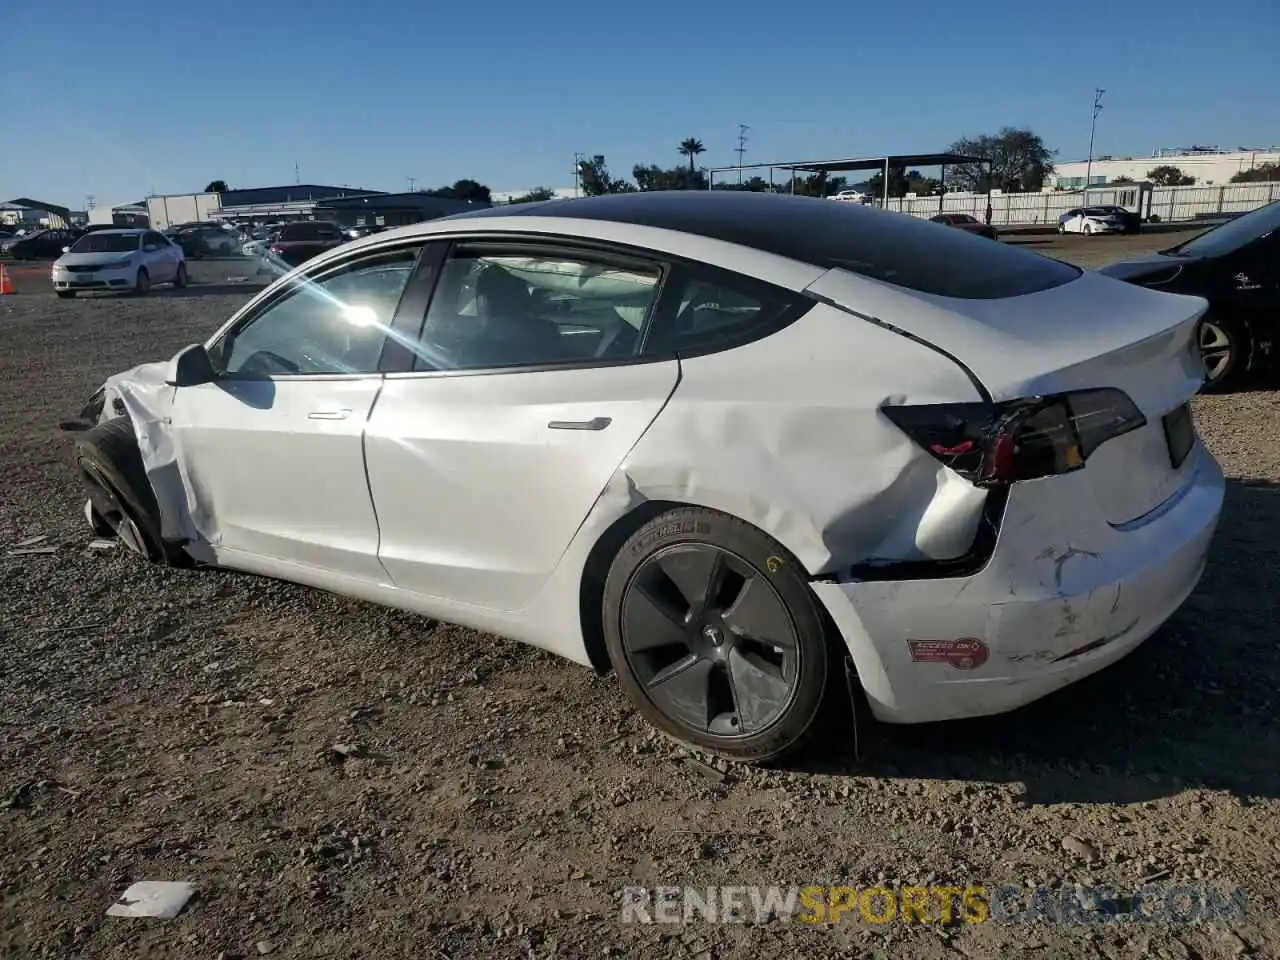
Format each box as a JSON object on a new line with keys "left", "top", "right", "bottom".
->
{"left": 490, "top": 187, "right": 577, "bottom": 204}
{"left": 1052, "top": 147, "right": 1280, "bottom": 188}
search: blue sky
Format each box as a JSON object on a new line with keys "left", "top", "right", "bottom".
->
{"left": 5, "top": 0, "right": 1277, "bottom": 206}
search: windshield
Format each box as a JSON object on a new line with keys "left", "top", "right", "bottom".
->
{"left": 70, "top": 233, "right": 140, "bottom": 254}
{"left": 1169, "top": 200, "right": 1280, "bottom": 258}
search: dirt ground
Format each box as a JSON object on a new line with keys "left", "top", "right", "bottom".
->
{"left": 2, "top": 229, "right": 1278, "bottom": 959}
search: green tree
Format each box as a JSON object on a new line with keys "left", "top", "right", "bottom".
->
{"left": 946, "top": 128, "right": 1056, "bottom": 192}
{"left": 775, "top": 173, "right": 848, "bottom": 197}
{"left": 713, "top": 175, "right": 775, "bottom": 192}
{"left": 868, "top": 169, "right": 940, "bottom": 199}
{"left": 577, "top": 155, "right": 635, "bottom": 195}
{"left": 204, "top": 180, "right": 229, "bottom": 193}
{"left": 424, "top": 179, "right": 492, "bottom": 202}
{"left": 632, "top": 164, "right": 707, "bottom": 191}
{"left": 1111, "top": 175, "right": 1135, "bottom": 184}
{"left": 678, "top": 138, "right": 706, "bottom": 174}
{"left": 1230, "top": 163, "right": 1279, "bottom": 183}
{"left": 1146, "top": 165, "right": 1196, "bottom": 186}
{"left": 448, "top": 179, "right": 492, "bottom": 202}
{"left": 508, "top": 187, "right": 557, "bottom": 204}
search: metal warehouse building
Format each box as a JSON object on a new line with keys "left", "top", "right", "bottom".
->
{"left": 145, "top": 184, "right": 384, "bottom": 229}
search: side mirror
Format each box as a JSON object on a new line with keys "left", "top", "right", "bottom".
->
{"left": 165, "top": 343, "right": 217, "bottom": 387}
{"left": 62, "top": 246, "right": 71, "bottom": 254}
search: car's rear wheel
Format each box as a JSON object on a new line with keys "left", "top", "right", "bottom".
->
{"left": 74, "top": 418, "right": 190, "bottom": 566}
{"left": 1057, "top": 223, "right": 1066, "bottom": 234}
{"left": 134, "top": 267, "right": 150, "bottom": 295}
{"left": 174, "top": 262, "right": 189, "bottom": 288}
{"left": 1084, "top": 223, "right": 1094, "bottom": 235}
{"left": 602, "top": 506, "right": 845, "bottom": 764}
{"left": 1199, "top": 315, "right": 1247, "bottom": 391}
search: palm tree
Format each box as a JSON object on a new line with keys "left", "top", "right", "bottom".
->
{"left": 678, "top": 138, "right": 705, "bottom": 174}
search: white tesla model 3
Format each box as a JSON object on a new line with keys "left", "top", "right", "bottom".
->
{"left": 66, "top": 191, "right": 1224, "bottom": 763}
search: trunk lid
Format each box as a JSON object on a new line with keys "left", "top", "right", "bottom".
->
{"left": 807, "top": 267, "right": 1209, "bottom": 526}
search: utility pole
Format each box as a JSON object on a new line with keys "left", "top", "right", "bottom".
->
{"left": 735, "top": 124, "right": 750, "bottom": 184}
{"left": 407, "top": 176, "right": 417, "bottom": 192}
{"left": 294, "top": 161, "right": 301, "bottom": 185}
{"left": 1084, "top": 88, "right": 1105, "bottom": 194}
{"left": 573, "top": 152, "right": 585, "bottom": 197}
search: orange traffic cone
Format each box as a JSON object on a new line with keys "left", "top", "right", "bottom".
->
{"left": 0, "top": 264, "right": 13, "bottom": 295}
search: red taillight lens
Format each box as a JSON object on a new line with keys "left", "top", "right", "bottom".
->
{"left": 882, "top": 388, "right": 1146, "bottom": 487}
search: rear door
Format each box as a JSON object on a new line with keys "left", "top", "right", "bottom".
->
{"left": 364, "top": 239, "right": 680, "bottom": 610}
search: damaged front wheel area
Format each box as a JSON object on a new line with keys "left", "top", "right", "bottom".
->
{"left": 75, "top": 418, "right": 190, "bottom": 566}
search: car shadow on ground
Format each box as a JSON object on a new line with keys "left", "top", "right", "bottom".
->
{"left": 791, "top": 477, "right": 1280, "bottom": 806}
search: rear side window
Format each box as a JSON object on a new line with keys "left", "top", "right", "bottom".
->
{"left": 645, "top": 265, "right": 809, "bottom": 357}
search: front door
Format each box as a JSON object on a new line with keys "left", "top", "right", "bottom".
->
{"left": 169, "top": 242, "right": 430, "bottom": 581}
{"left": 365, "top": 241, "right": 679, "bottom": 610}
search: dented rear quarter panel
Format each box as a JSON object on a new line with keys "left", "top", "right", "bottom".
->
{"left": 603, "top": 301, "right": 991, "bottom": 576}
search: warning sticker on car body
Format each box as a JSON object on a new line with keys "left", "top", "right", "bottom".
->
{"left": 906, "top": 638, "right": 990, "bottom": 670}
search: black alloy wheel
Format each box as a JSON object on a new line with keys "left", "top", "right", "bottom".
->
{"left": 603, "top": 507, "right": 844, "bottom": 763}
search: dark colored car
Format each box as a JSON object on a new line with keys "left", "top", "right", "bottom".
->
{"left": 929, "top": 213, "right": 999, "bottom": 240}
{"left": 1, "top": 228, "right": 79, "bottom": 260}
{"left": 166, "top": 225, "right": 239, "bottom": 258}
{"left": 1098, "top": 200, "right": 1280, "bottom": 389}
{"left": 268, "top": 220, "right": 348, "bottom": 267}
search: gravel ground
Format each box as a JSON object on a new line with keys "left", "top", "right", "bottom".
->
{"left": 2, "top": 233, "right": 1278, "bottom": 959}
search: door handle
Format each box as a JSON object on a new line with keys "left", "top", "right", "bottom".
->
{"left": 308, "top": 408, "right": 352, "bottom": 421}
{"left": 548, "top": 417, "right": 612, "bottom": 431}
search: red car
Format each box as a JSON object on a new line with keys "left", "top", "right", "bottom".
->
{"left": 268, "top": 220, "right": 348, "bottom": 267}
{"left": 929, "top": 213, "right": 999, "bottom": 240}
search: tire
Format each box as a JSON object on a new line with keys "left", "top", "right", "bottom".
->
{"left": 1198, "top": 314, "right": 1248, "bottom": 392}
{"left": 1084, "top": 223, "right": 1093, "bottom": 235}
{"left": 174, "top": 261, "right": 188, "bottom": 288}
{"left": 74, "top": 418, "right": 189, "bottom": 566}
{"left": 57, "top": 291, "right": 75, "bottom": 299}
{"left": 134, "top": 267, "right": 151, "bottom": 295}
{"left": 602, "top": 506, "right": 845, "bottom": 764}
{"left": 1057, "top": 223, "right": 1066, "bottom": 234}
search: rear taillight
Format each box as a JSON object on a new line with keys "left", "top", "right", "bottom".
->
{"left": 882, "top": 389, "right": 1146, "bottom": 486}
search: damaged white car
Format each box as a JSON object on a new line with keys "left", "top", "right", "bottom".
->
{"left": 63, "top": 191, "right": 1225, "bottom": 763}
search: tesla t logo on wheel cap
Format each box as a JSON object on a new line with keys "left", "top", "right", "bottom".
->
{"left": 907, "top": 638, "right": 990, "bottom": 670}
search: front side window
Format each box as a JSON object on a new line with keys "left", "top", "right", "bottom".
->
{"left": 212, "top": 246, "right": 423, "bottom": 377}
{"left": 412, "top": 247, "right": 662, "bottom": 371}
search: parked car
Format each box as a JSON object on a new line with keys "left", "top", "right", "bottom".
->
{"left": 267, "top": 220, "right": 348, "bottom": 267}
{"left": 3, "top": 228, "right": 78, "bottom": 259}
{"left": 1099, "top": 199, "right": 1280, "bottom": 390}
{"left": 63, "top": 191, "right": 1222, "bottom": 763}
{"left": 1089, "top": 205, "right": 1142, "bottom": 234}
{"left": 1058, "top": 207, "right": 1125, "bottom": 236}
{"left": 52, "top": 228, "right": 187, "bottom": 298}
{"left": 929, "top": 212, "right": 999, "bottom": 240}
{"left": 168, "top": 225, "right": 239, "bottom": 258}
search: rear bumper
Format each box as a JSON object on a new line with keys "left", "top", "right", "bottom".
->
{"left": 813, "top": 443, "right": 1224, "bottom": 724}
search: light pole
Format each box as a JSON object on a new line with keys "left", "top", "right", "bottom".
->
{"left": 1084, "top": 88, "right": 1105, "bottom": 193}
